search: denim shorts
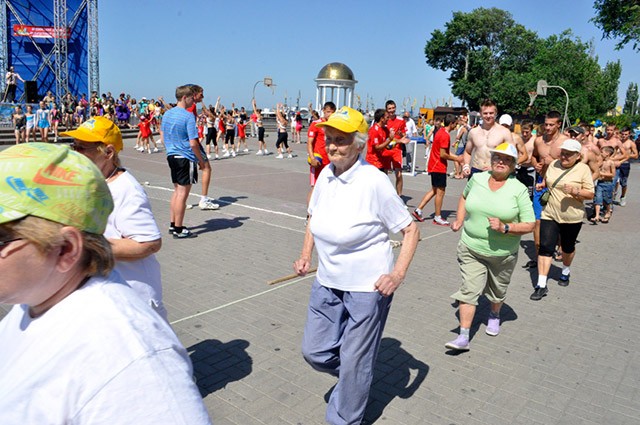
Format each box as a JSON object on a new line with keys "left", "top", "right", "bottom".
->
{"left": 594, "top": 180, "right": 614, "bottom": 205}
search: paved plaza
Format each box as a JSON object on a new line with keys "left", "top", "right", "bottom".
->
{"left": 3, "top": 134, "right": 640, "bottom": 424}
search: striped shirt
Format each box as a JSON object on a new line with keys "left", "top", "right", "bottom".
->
{"left": 161, "top": 107, "right": 198, "bottom": 161}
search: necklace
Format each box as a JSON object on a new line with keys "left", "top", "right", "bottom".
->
{"left": 106, "top": 167, "right": 121, "bottom": 181}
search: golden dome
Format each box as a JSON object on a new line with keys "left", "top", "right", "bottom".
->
{"left": 316, "top": 63, "right": 355, "bottom": 81}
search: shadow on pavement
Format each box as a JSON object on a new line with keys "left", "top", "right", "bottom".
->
{"left": 191, "top": 216, "right": 248, "bottom": 235}
{"left": 363, "top": 337, "right": 429, "bottom": 424}
{"left": 187, "top": 339, "right": 252, "bottom": 397}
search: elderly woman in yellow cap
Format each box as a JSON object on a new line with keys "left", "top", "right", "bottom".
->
{"left": 293, "top": 106, "right": 419, "bottom": 425}
{"left": 447, "top": 143, "right": 535, "bottom": 351}
{"left": 62, "top": 117, "right": 166, "bottom": 319}
{"left": 0, "top": 143, "right": 211, "bottom": 424}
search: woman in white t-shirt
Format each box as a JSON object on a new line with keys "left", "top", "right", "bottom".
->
{"left": 62, "top": 117, "right": 166, "bottom": 320}
{"left": 293, "top": 107, "right": 419, "bottom": 425}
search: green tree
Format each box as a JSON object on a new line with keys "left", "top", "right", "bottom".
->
{"left": 425, "top": 9, "right": 621, "bottom": 121}
{"left": 623, "top": 82, "right": 639, "bottom": 115}
{"left": 424, "top": 8, "right": 538, "bottom": 110}
{"left": 592, "top": 0, "right": 640, "bottom": 51}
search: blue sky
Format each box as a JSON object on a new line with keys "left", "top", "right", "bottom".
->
{"left": 99, "top": 0, "right": 639, "bottom": 112}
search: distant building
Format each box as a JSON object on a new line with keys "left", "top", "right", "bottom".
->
{"left": 314, "top": 62, "right": 357, "bottom": 111}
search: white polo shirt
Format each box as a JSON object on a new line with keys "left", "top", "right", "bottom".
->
{"left": 309, "top": 156, "right": 412, "bottom": 292}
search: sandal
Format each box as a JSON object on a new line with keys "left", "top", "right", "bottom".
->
{"left": 601, "top": 216, "right": 610, "bottom": 223}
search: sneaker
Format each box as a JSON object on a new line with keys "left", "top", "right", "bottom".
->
{"left": 243, "top": 148, "right": 249, "bottom": 153}
{"left": 275, "top": 153, "right": 284, "bottom": 159}
{"left": 411, "top": 209, "right": 425, "bottom": 222}
{"left": 445, "top": 335, "right": 470, "bottom": 351}
{"left": 222, "top": 151, "right": 230, "bottom": 158}
{"left": 486, "top": 317, "right": 500, "bottom": 336}
{"left": 263, "top": 149, "right": 269, "bottom": 155}
{"left": 198, "top": 199, "right": 220, "bottom": 210}
{"left": 530, "top": 286, "right": 548, "bottom": 301}
{"left": 168, "top": 226, "right": 176, "bottom": 235}
{"left": 172, "top": 228, "right": 197, "bottom": 239}
{"left": 620, "top": 197, "right": 627, "bottom": 207}
{"left": 433, "top": 217, "right": 450, "bottom": 226}
{"left": 231, "top": 150, "right": 236, "bottom": 157}
{"left": 147, "top": 149, "right": 152, "bottom": 154}
{"left": 207, "top": 154, "right": 212, "bottom": 159}
{"left": 287, "top": 153, "right": 293, "bottom": 159}
{"left": 185, "top": 203, "right": 194, "bottom": 209}
{"left": 153, "top": 147, "right": 159, "bottom": 153}
{"left": 558, "top": 274, "right": 570, "bottom": 287}
{"left": 256, "top": 150, "right": 263, "bottom": 156}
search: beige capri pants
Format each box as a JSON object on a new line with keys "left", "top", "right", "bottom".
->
{"left": 451, "top": 242, "right": 518, "bottom": 305}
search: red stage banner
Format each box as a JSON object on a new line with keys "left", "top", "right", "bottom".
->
{"left": 13, "top": 24, "right": 70, "bottom": 39}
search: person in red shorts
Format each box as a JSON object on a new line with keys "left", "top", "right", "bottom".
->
{"left": 366, "top": 109, "right": 393, "bottom": 170}
{"left": 237, "top": 119, "right": 249, "bottom": 152}
{"left": 306, "top": 101, "right": 336, "bottom": 205}
{"left": 412, "top": 114, "right": 464, "bottom": 226}
{"left": 383, "top": 100, "right": 410, "bottom": 196}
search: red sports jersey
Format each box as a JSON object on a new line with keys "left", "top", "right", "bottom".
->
{"left": 428, "top": 127, "right": 450, "bottom": 173}
{"left": 308, "top": 119, "right": 329, "bottom": 166}
{"left": 365, "top": 123, "right": 387, "bottom": 168}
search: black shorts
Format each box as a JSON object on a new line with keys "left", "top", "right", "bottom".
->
{"left": 539, "top": 219, "right": 582, "bottom": 256}
{"left": 225, "top": 129, "right": 235, "bottom": 145}
{"left": 167, "top": 155, "right": 198, "bottom": 186}
{"left": 258, "top": 127, "right": 265, "bottom": 142}
{"left": 430, "top": 172, "right": 447, "bottom": 188}
{"left": 205, "top": 127, "right": 217, "bottom": 146}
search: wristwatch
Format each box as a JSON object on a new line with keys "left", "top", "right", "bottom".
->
{"left": 503, "top": 224, "right": 510, "bottom": 234}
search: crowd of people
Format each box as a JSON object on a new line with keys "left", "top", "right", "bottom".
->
{"left": 1, "top": 81, "right": 639, "bottom": 424}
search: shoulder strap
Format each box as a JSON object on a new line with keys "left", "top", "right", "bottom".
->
{"left": 549, "top": 164, "right": 576, "bottom": 189}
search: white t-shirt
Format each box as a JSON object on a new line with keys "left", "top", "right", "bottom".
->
{"left": 309, "top": 156, "right": 412, "bottom": 292}
{"left": 0, "top": 274, "right": 212, "bottom": 424}
{"left": 105, "top": 171, "right": 164, "bottom": 317}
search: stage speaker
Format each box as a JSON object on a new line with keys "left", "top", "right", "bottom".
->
{"left": 25, "top": 80, "right": 38, "bottom": 103}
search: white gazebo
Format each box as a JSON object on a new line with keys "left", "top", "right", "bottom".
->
{"left": 314, "top": 62, "right": 357, "bottom": 111}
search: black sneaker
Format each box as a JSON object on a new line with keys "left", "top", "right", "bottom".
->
{"left": 558, "top": 274, "right": 570, "bottom": 287}
{"left": 530, "top": 286, "right": 548, "bottom": 301}
{"left": 168, "top": 227, "right": 176, "bottom": 235}
{"left": 522, "top": 260, "right": 537, "bottom": 269}
{"left": 172, "top": 228, "right": 197, "bottom": 239}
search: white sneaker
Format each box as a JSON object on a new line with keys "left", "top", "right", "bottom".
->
{"left": 620, "top": 197, "right": 627, "bottom": 207}
{"left": 433, "top": 217, "right": 450, "bottom": 226}
{"left": 231, "top": 150, "right": 236, "bottom": 157}
{"left": 153, "top": 147, "right": 159, "bottom": 153}
{"left": 263, "top": 149, "right": 269, "bottom": 155}
{"left": 198, "top": 199, "right": 220, "bottom": 210}
{"left": 214, "top": 154, "right": 219, "bottom": 159}
{"left": 222, "top": 151, "right": 230, "bottom": 158}
{"left": 275, "top": 153, "right": 284, "bottom": 159}
{"left": 243, "top": 148, "right": 249, "bottom": 153}
{"left": 256, "top": 150, "right": 263, "bottom": 155}
{"left": 207, "top": 154, "right": 212, "bottom": 159}
{"left": 287, "top": 153, "right": 293, "bottom": 159}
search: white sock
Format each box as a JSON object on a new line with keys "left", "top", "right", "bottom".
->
{"left": 537, "top": 275, "right": 548, "bottom": 288}
{"left": 562, "top": 266, "right": 570, "bottom": 276}
{"left": 200, "top": 196, "right": 207, "bottom": 202}
{"left": 434, "top": 215, "right": 441, "bottom": 220}
{"left": 415, "top": 208, "right": 422, "bottom": 215}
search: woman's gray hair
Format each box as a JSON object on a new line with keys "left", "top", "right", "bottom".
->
{"left": 354, "top": 132, "right": 367, "bottom": 148}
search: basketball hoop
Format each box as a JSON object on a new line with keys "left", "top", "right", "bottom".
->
{"left": 528, "top": 91, "right": 538, "bottom": 107}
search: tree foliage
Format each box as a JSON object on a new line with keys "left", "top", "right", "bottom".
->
{"left": 592, "top": 0, "right": 640, "bottom": 51}
{"left": 424, "top": 8, "right": 622, "bottom": 121}
{"left": 623, "top": 82, "right": 639, "bottom": 115}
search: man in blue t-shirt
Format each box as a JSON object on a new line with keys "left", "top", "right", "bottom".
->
{"left": 161, "top": 85, "right": 205, "bottom": 239}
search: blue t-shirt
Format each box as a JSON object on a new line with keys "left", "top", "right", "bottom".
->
{"left": 161, "top": 107, "right": 198, "bottom": 161}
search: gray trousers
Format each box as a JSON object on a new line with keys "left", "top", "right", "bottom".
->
{"left": 302, "top": 280, "right": 392, "bottom": 425}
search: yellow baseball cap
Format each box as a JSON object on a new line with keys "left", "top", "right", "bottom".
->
{"left": 316, "top": 106, "right": 368, "bottom": 134}
{"left": 0, "top": 143, "right": 113, "bottom": 234}
{"left": 61, "top": 116, "right": 123, "bottom": 152}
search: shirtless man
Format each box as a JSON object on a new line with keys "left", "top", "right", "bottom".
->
{"left": 515, "top": 120, "right": 536, "bottom": 198}
{"left": 524, "top": 110, "right": 569, "bottom": 268}
{"left": 569, "top": 126, "right": 602, "bottom": 181}
{"left": 462, "top": 100, "right": 515, "bottom": 177}
{"left": 614, "top": 126, "right": 639, "bottom": 206}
